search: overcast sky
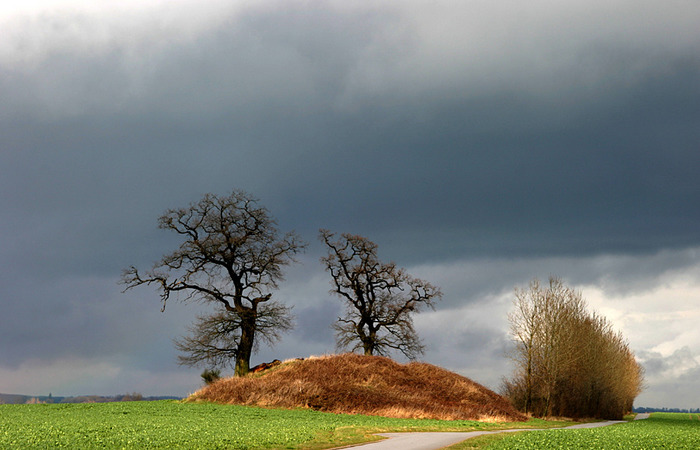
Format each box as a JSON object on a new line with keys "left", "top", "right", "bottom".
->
{"left": 1, "top": 0, "right": 699, "bottom": 409}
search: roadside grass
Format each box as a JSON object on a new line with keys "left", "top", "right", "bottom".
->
{"left": 447, "top": 412, "right": 700, "bottom": 449}
{"left": 0, "top": 400, "right": 575, "bottom": 449}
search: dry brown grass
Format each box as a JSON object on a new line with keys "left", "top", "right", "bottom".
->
{"left": 187, "top": 353, "right": 527, "bottom": 422}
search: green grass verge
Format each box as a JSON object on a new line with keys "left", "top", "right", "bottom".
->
{"left": 448, "top": 412, "right": 700, "bottom": 449}
{"left": 0, "top": 400, "right": 573, "bottom": 449}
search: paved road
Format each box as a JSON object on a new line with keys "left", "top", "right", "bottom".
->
{"left": 348, "top": 418, "right": 638, "bottom": 450}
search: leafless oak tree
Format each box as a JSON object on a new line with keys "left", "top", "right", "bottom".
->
{"left": 122, "top": 191, "right": 305, "bottom": 376}
{"left": 319, "top": 229, "right": 441, "bottom": 360}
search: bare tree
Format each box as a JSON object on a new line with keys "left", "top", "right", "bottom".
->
{"left": 535, "top": 279, "right": 585, "bottom": 417}
{"left": 319, "top": 229, "right": 441, "bottom": 360}
{"left": 507, "top": 278, "right": 543, "bottom": 414}
{"left": 122, "top": 190, "right": 305, "bottom": 376}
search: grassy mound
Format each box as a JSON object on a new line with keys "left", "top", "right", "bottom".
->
{"left": 188, "top": 353, "right": 527, "bottom": 421}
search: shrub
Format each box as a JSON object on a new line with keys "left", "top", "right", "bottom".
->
{"left": 201, "top": 368, "right": 221, "bottom": 385}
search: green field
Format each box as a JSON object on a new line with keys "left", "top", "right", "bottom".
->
{"left": 0, "top": 400, "right": 570, "bottom": 449}
{"left": 7, "top": 401, "right": 693, "bottom": 449}
{"left": 452, "top": 413, "right": 700, "bottom": 449}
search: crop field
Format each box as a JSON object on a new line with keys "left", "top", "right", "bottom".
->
{"left": 0, "top": 400, "right": 571, "bottom": 449}
{"left": 454, "top": 413, "right": 700, "bottom": 449}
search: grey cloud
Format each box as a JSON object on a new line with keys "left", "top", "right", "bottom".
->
{"left": 0, "top": 3, "right": 396, "bottom": 121}
{"left": 636, "top": 347, "right": 700, "bottom": 408}
{"left": 638, "top": 347, "right": 700, "bottom": 378}
{"left": 4, "top": 1, "right": 698, "bottom": 123}
{"left": 0, "top": 272, "right": 196, "bottom": 369}
{"left": 295, "top": 301, "right": 339, "bottom": 344}
{"left": 416, "top": 306, "right": 513, "bottom": 389}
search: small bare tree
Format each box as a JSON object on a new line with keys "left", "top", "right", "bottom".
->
{"left": 319, "top": 229, "right": 442, "bottom": 360}
{"left": 507, "top": 278, "right": 543, "bottom": 414}
{"left": 122, "top": 190, "right": 305, "bottom": 376}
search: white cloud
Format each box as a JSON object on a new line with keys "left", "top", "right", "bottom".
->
{"left": 0, "top": 0, "right": 244, "bottom": 19}
{"left": 582, "top": 261, "right": 700, "bottom": 355}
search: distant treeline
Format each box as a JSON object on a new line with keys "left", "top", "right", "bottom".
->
{"left": 0, "top": 393, "right": 181, "bottom": 405}
{"left": 634, "top": 406, "right": 700, "bottom": 414}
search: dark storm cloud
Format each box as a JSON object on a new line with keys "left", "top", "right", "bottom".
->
{"left": 295, "top": 302, "right": 339, "bottom": 343}
{"left": 0, "top": 268, "right": 196, "bottom": 368}
{"left": 2, "top": 1, "right": 698, "bottom": 266}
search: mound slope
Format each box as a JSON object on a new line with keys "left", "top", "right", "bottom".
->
{"left": 189, "top": 353, "right": 527, "bottom": 421}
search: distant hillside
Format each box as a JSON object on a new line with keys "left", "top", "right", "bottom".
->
{"left": 189, "top": 353, "right": 527, "bottom": 421}
{"left": 0, "top": 393, "right": 180, "bottom": 404}
{"left": 0, "top": 393, "right": 29, "bottom": 405}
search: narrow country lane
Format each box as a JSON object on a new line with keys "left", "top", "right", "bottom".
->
{"left": 346, "top": 417, "right": 644, "bottom": 450}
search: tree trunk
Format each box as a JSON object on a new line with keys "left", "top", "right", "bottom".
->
{"left": 525, "top": 340, "right": 533, "bottom": 414}
{"left": 363, "top": 326, "right": 376, "bottom": 355}
{"left": 235, "top": 316, "right": 256, "bottom": 377}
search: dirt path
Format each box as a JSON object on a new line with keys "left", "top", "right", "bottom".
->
{"left": 347, "top": 419, "right": 633, "bottom": 450}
